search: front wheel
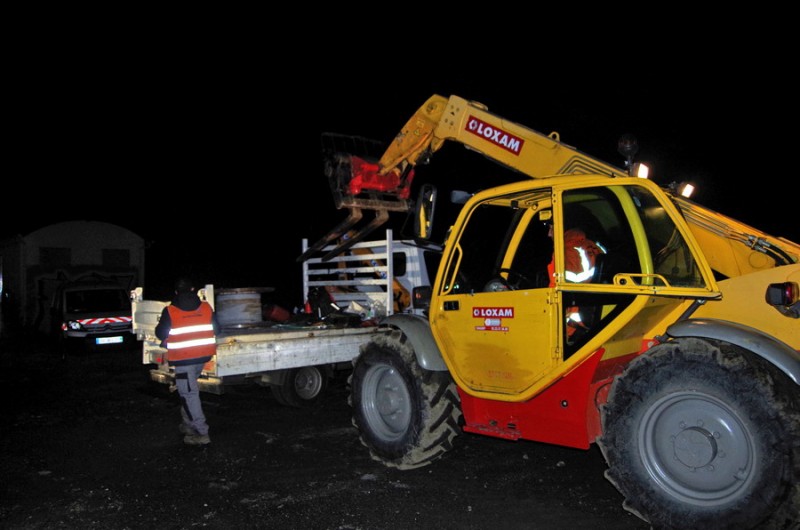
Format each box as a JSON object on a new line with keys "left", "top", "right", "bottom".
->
{"left": 598, "top": 338, "right": 799, "bottom": 530}
{"left": 349, "top": 329, "right": 462, "bottom": 469}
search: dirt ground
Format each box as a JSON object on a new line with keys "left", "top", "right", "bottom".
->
{"left": 0, "top": 336, "right": 651, "bottom": 530}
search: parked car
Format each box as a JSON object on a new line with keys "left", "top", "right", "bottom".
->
{"left": 51, "top": 277, "right": 135, "bottom": 354}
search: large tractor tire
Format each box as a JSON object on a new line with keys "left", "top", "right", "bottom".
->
{"left": 598, "top": 338, "right": 800, "bottom": 530}
{"left": 270, "top": 366, "right": 329, "bottom": 408}
{"left": 348, "top": 329, "right": 462, "bottom": 470}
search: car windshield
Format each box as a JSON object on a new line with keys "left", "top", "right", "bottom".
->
{"left": 65, "top": 289, "right": 129, "bottom": 313}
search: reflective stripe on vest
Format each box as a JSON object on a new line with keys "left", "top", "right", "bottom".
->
{"left": 564, "top": 246, "right": 595, "bottom": 283}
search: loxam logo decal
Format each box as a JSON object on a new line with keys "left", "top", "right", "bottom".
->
{"left": 472, "top": 307, "right": 514, "bottom": 318}
{"left": 473, "top": 307, "right": 512, "bottom": 332}
{"left": 465, "top": 116, "right": 524, "bottom": 154}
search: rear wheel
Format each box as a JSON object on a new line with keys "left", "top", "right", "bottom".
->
{"left": 599, "top": 338, "right": 799, "bottom": 530}
{"left": 270, "top": 366, "right": 329, "bottom": 408}
{"left": 349, "top": 329, "right": 462, "bottom": 469}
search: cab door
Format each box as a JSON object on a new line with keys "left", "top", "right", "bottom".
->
{"left": 431, "top": 188, "right": 560, "bottom": 398}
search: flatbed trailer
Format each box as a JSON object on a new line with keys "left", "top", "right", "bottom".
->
{"left": 131, "top": 230, "right": 439, "bottom": 406}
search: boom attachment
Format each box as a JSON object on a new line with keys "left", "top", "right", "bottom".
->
{"left": 298, "top": 133, "right": 415, "bottom": 262}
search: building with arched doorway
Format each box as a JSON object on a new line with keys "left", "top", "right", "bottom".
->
{"left": 0, "top": 220, "right": 145, "bottom": 338}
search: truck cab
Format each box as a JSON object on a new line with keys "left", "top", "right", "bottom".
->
{"left": 302, "top": 231, "right": 441, "bottom": 318}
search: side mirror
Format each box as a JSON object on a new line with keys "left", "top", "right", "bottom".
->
{"left": 414, "top": 184, "right": 437, "bottom": 241}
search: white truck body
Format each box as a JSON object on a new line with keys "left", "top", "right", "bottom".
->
{"left": 131, "top": 230, "right": 440, "bottom": 405}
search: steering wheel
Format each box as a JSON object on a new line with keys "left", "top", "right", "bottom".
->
{"left": 484, "top": 268, "right": 533, "bottom": 292}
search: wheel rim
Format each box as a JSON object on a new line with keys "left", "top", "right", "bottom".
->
{"left": 361, "top": 363, "right": 411, "bottom": 442}
{"left": 293, "top": 367, "right": 324, "bottom": 400}
{"left": 639, "top": 391, "right": 755, "bottom": 506}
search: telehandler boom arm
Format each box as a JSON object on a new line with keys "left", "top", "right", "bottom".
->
{"left": 377, "top": 94, "right": 628, "bottom": 181}
{"left": 308, "top": 94, "right": 799, "bottom": 274}
{"left": 303, "top": 95, "right": 629, "bottom": 262}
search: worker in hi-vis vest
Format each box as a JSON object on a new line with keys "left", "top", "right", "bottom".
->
{"left": 156, "top": 277, "right": 219, "bottom": 446}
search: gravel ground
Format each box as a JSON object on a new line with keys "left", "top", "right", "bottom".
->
{"left": 0, "top": 336, "right": 651, "bottom": 529}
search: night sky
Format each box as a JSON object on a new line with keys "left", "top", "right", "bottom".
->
{"left": 6, "top": 56, "right": 796, "bottom": 308}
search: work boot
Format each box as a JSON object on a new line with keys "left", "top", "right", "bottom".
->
{"left": 178, "top": 423, "right": 196, "bottom": 436}
{"left": 183, "top": 434, "right": 211, "bottom": 446}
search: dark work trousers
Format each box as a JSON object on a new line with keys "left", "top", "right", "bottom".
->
{"left": 174, "top": 363, "right": 209, "bottom": 436}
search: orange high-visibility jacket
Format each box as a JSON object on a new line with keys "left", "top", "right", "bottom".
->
{"left": 547, "top": 228, "right": 606, "bottom": 336}
{"left": 165, "top": 302, "right": 217, "bottom": 365}
{"left": 547, "top": 228, "right": 604, "bottom": 287}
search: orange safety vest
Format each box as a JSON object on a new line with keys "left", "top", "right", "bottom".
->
{"left": 547, "top": 228, "right": 605, "bottom": 337}
{"left": 165, "top": 302, "right": 217, "bottom": 364}
{"left": 548, "top": 229, "right": 604, "bottom": 286}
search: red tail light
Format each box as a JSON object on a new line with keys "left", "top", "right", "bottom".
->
{"left": 766, "top": 282, "right": 798, "bottom": 306}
